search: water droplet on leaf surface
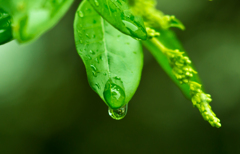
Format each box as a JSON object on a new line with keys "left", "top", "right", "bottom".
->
{"left": 122, "top": 20, "right": 147, "bottom": 40}
{"left": 78, "top": 11, "right": 84, "bottom": 17}
{"left": 108, "top": 104, "right": 128, "bottom": 120}
{"left": 89, "top": 50, "right": 95, "bottom": 55}
{"left": 103, "top": 79, "right": 125, "bottom": 109}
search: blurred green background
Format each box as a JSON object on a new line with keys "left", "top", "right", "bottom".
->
{"left": 0, "top": 0, "right": 240, "bottom": 153}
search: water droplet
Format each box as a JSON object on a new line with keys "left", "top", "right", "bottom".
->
{"left": 95, "top": 83, "right": 100, "bottom": 89}
{"left": 94, "top": 0, "right": 99, "bottom": 6}
{"left": 95, "top": 57, "right": 99, "bottom": 63}
{"left": 103, "top": 79, "right": 125, "bottom": 109}
{"left": 87, "top": 55, "right": 92, "bottom": 60}
{"left": 122, "top": 20, "right": 138, "bottom": 31}
{"left": 89, "top": 50, "right": 95, "bottom": 55}
{"left": 90, "top": 65, "right": 97, "bottom": 71}
{"left": 114, "top": 76, "right": 121, "bottom": 80}
{"left": 86, "top": 33, "right": 90, "bottom": 38}
{"left": 122, "top": 20, "right": 146, "bottom": 40}
{"left": 108, "top": 104, "right": 128, "bottom": 120}
{"left": 92, "top": 71, "right": 97, "bottom": 77}
{"left": 91, "top": 65, "right": 97, "bottom": 77}
{"left": 78, "top": 11, "right": 84, "bottom": 17}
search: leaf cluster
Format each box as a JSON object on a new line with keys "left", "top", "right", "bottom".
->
{"left": 0, "top": 0, "right": 221, "bottom": 127}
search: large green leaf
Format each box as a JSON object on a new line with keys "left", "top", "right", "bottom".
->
{"left": 0, "top": 8, "right": 12, "bottom": 45}
{"left": 0, "top": 0, "right": 73, "bottom": 43}
{"left": 142, "top": 29, "right": 201, "bottom": 99}
{"left": 74, "top": 0, "right": 143, "bottom": 109}
{"left": 87, "top": 0, "right": 147, "bottom": 40}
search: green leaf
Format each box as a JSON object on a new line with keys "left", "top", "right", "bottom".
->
{"left": 0, "top": 0, "right": 74, "bottom": 43}
{"left": 0, "top": 8, "right": 13, "bottom": 45}
{"left": 142, "top": 29, "right": 200, "bottom": 99}
{"left": 87, "top": 0, "right": 147, "bottom": 40}
{"left": 74, "top": 0, "right": 143, "bottom": 109}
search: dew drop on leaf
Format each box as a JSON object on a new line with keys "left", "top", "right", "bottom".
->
{"left": 91, "top": 65, "right": 97, "bottom": 77}
{"left": 89, "top": 50, "right": 95, "bottom": 55}
{"left": 103, "top": 79, "right": 125, "bottom": 109}
{"left": 78, "top": 11, "right": 84, "bottom": 17}
{"left": 87, "top": 55, "right": 92, "bottom": 60}
{"left": 114, "top": 76, "right": 121, "bottom": 80}
{"left": 86, "top": 33, "right": 90, "bottom": 38}
{"left": 95, "top": 83, "right": 100, "bottom": 89}
{"left": 95, "top": 57, "right": 99, "bottom": 63}
{"left": 108, "top": 104, "right": 128, "bottom": 120}
{"left": 92, "top": 71, "right": 97, "bottom": 77}
{"left": 122, "top": 20, "right": 139, "bottom": 38}
{"left": 90, "top": 64, "right": 97, "bottom": 71}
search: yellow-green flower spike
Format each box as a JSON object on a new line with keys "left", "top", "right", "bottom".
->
{"left": 165, "top": 49, "right": 197, "bottom": 84}
{"left": 189, "top": 81, "right": 221, "bottom": 128}
{"left": 130, "top": 0, "right": 185, "bottom": 30}
{"left": 147, "top": 27, "right": 197, "bottom": 84}
{"left": 146, "top": 27, "right": 160, "bottom": 39}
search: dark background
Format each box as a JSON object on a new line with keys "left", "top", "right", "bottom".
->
{"left": 0, "top": 0, "right": 240, "bottom": 153}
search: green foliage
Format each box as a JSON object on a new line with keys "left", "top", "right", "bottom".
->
{"left": 0, "top": 8, "right": 12, "bottom": 44}
{"left": 142, "top": 29, "right": 199, "bottom": 99}
{"left": 88, "top": 0, "right": 147, "bottom": 40}
{"left": 0, "top": 0, "right": 221, "bottom": 127}
{"left": 0, "top": 0, "right": 74, "bottom": 42}
{"left": 74, "top": 0, "right": 143, "bottom": 109}
{"left": 143, "top": 28, "right": 221, "bottom": 127}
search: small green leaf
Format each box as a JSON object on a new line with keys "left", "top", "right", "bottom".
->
{"left": 0, "top": 8, "right": 13, "bottom": 45}
{"left": 0, "top": 0, "right": 74, "bottom": 43}
{"left": 87, "top": 0, "right": 147, "bottom": 40}
{"left": 74, "top": 0, "right": 143, "bottom": 109}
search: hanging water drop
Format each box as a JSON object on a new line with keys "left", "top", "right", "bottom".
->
{"left": 103, "top": 79, "right": 125, "bottom": 109}
{"left": 108, "top": 104, "right": 128, "bottom": 120}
